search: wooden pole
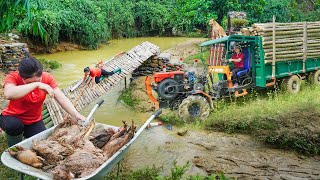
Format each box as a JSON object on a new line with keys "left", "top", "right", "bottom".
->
{"left": 302, "top": 21, "right": 307, "bottom": 73}
{"left": 272, "top": 15, "right": 276, "bottom": 79}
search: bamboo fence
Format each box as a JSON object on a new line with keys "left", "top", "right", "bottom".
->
{"left": 43, "top": 42, "right": 160, "bottom": 125}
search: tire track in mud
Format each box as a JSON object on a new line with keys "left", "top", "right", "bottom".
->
{"left": 126, "top": 127, "right": 320, "bottom": 179}
{"left": 188, "top": 131, "right": 320, "bottom": 179}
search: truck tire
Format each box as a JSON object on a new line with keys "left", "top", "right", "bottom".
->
{"left": 157, "top": 78, "right": 179, "bottom": 100}
{"left": 178, "top": 95, "right": 210, "bottom": 122}
{"left": 308, "top": 70, "right": 320, "bottom": 85}
{"left": 286, "top": 75, "right": 301, "bottom": 94}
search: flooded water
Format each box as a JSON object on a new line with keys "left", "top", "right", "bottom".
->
{"left": 36, "top": 37, "right": 196, "bottom": 126}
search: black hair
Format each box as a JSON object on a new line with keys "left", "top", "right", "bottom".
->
{"left": 84, "top": 67, "right": 90, "bottom": 72}
{"left": 18, "top": 57, "right": 43, "bottom": 79}
{"left": 233, "top": 45, "right": 242, "bottom": 52}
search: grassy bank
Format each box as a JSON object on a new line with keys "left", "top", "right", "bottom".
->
{"left": 119, "top": 87, "right": 139, "bottom": 107}
{"left": 38, "top": 58, "right": 62, "bottom": 71}
{"left": 205, "top": 84, "right": 320, "bottom": 155}
{"left": 106, "top": 161, "right": 232, "bottom": 180}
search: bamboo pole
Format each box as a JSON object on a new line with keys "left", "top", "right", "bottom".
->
{"left": 303, "top": 21, "right": 307, "bottom": 72}
{"left": 272, "top": 15, "right": 276, "bottom": 79}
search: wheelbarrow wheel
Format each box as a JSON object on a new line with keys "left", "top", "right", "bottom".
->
{"left": 178, "top": 95, "right": 210, "bottom": 122}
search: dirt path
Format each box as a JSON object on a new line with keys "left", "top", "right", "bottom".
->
{"left": 163, "top": 38, "right": 205, "bottom": 63}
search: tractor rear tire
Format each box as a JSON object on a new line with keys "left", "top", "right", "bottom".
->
{"left": 308, "top": 70, "right": 320, "bottom": 85}
{"left": 157, "top": 78, "right": 179, "bottom": 100}
{"left": 178, "top": 95, "right": 210, "bottom": 122}
{"left": 286, "top": 75, "right": 301, "bottom": 94}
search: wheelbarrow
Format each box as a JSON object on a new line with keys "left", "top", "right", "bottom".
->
{"left": 1, "top": 109, "right": 162, "bottom": 179}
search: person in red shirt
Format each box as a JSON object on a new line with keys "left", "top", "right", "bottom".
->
{"left": 229, "top": 46, "right": 244, "bottom": 87}
{"left": 83, "top": 66, "right": 121, "bottom": 88}
{"left": 0, "top": 57, "right": 86, "bottom": 147}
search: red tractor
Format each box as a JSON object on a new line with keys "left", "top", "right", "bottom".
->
{"left": 145, "top": 70, "right": 213, "bottom": 121}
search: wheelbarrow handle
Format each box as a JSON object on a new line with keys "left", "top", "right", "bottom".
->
{"left": 132, "top": 109, "right": 163, "bottom": 140}
{"left": 97, "top": 99, "right": 104, "bottom": 107}
{"left": 154, "top": 109, "right": 162, "bottom": 118}
{"left": 79, "top": 99, "right": 104, "bottom": 126}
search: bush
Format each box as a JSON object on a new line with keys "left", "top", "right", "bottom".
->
{"left": 38, "top": 58, "right": 62, "bottom": 70}
{"left": 231, "top": 18, "right": 248, "bottom": 27}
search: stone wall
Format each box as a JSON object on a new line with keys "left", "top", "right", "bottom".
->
{"left": 0, "top": 43, "right": 29, "bottom": 72}
{"left": 132, "top": 53, "right": 185, "bottom": 77}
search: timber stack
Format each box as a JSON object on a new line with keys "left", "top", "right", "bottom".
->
{"left": 240, "top": 21, "right": 320, "bottom": 63}
{"left": 0, "top": 43, "right": 29, "bottom": 72}
{"left": 132, "top": 53, "right": 184, "bottom": 77}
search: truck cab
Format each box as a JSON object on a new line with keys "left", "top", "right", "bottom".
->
{"left": 201, "top": 34, "right": 265, "bottom": 98}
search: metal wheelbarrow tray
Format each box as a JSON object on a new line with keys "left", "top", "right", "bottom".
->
{"left": 1, "top": 123, "right": 134, "bottom": 180}
{"left": 1, "top": 110, "right": 162, "bottom": 179}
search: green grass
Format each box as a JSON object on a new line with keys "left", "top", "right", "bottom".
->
{"left": 204, "top": 84, "right": 320, "bottom": 155}
{"left": 184, "top": 50, "right": 209, "bottom": 66}
{"left": 106, "top": 161, "right": 232, "bottom": 180}
{"left": 119, "top": 87, "right": 139, "bottom": 107}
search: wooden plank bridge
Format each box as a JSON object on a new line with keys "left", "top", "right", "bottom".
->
{"left": 42, "top": 42, "right": 160, "bottom": 126}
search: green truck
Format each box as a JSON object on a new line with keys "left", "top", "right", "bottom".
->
{"left": 146, "top": 21, "right": 320, "bottom": 120}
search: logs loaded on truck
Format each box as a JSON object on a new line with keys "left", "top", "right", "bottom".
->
{"left": 145, "top": 19, "right": 320, "bottom": 121}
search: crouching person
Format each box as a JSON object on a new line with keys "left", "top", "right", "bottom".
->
{"left": 83, "top": 67, "right": 121, "bottom": 88}
{"left": 0, "top": 57, "right": 86, "bottom": 147}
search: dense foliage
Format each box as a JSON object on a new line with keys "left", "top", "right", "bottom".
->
{"left": 1, "top": 0, "right": 320, "bottom": 49}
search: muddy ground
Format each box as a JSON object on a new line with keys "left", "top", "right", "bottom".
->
{"left": 126, "top": 39, "right": 320, "bottom": 179}
{"left": 126, "top": 127, "right": 320, "bottom": 179}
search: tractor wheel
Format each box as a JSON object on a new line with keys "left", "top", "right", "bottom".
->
{"left": 157, "top": 78, "right": 179, "bottom": 100}
{"left": 307, "top": 70, "right": 320, "bottom": 85}
{"left": 178, "top": 95, "right": 210, "bottom": 122}
{"left": 286, "top": 75, "right": 301, "bottom": 94}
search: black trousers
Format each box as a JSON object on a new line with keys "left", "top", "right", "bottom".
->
{"left": 231, "top": 67, "right": 244, "bottom": 82}
{"left": 0, "top": 115, "right": 46, "bottom": 138}
{"left": 95, "top": 69, "right": 114, "bottom": 84}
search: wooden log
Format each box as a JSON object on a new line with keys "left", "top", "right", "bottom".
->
{"left": 264, "top": 46, "right": 302, "bottom": 53}
{"left": 263, "top": 38, "right": 302, "bottom": 45}
{"left": 255, "top": 25, "right": 320, "bottom": 32}
{"left": 265, "top": 50, "right": 303, "bottom": 56}
{"left": 265, "top": 52, "right": 303, "bottom": 59}
{"left": 253, "top": 21, "right": 320, "bottom": 28}
{"left": 263, "top": 42, "right": 303, "bottom": 48}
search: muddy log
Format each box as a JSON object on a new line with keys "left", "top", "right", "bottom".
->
{"left": 102, "top": 121, "right": 136, "bottom": 158}
{"left": 8, "top": 146, "right": 44, "bottom": 168}
{"left": 32, "top": 140, "right": 73, "bottom": 165}
{"left": 63, "top": 149, "right": 106, "bottom": 178}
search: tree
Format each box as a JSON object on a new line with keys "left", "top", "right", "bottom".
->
{"left": 0, "top": 0, "right": 47, "bottom": 42}
{"left": 211, "top": 0, "right": 240, "bottom": 24}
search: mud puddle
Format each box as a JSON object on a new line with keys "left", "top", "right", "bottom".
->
{"left": 125, "top": 127, "right": 320, "bottom": 179}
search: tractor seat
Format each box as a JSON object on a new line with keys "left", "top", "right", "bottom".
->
{"left": 236, "top": 48, "right": 250, "bottom": 77}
